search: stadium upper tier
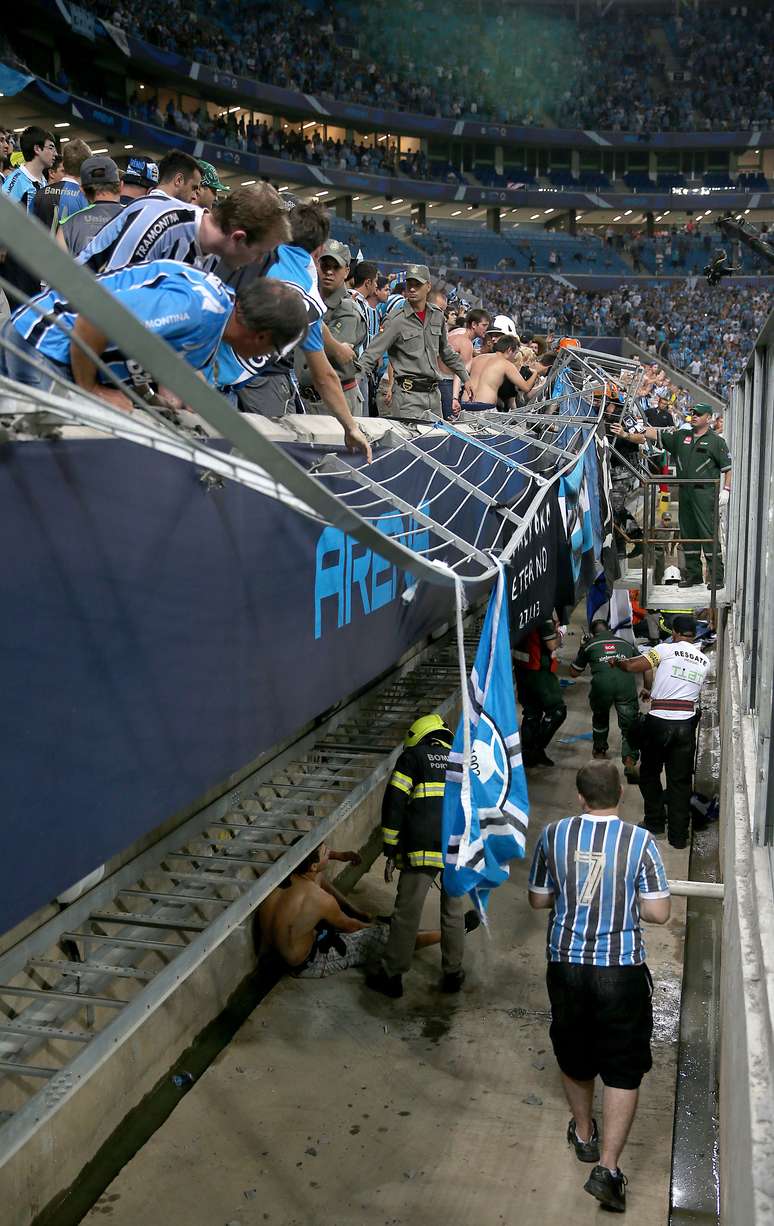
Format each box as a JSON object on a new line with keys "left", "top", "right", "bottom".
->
{"left": 13, "top": 0, "right": 774, "bottom": 140}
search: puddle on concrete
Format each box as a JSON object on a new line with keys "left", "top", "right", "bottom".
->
{"left": 653, "top": 972, "right": 682, "bottom": 1045}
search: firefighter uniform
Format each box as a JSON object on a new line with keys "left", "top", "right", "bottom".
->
{"left": 375, "top": 716, "right": 465, "bottom": 988}
{"left": 356, "top": 266, "right": 469, "bottom": 421}
{"left": 571, "top": 631, "right": 640, "bottom": 765}
{"left": 513, "top": 621, "right": 567, "bottom": 766}
{"left": 657, "top": 414, "right": 731, "bottom": 586}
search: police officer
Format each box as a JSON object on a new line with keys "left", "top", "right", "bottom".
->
{"left": 297, "top": 238, "right": 366, "bottom": 418}
{"left": 614, "top": 404, "right": 731, "bottom": 588}
{"left": 366, "top": 714, "right": 478, "bottom": 998}
{"left": 610, "top": 614, "right": 711, "bottom": 848}
{"left": 356, "top": 264, "right": 473, "bottom": 420}
{"left": 513, "top": 619, "right": 567, "bottom": 768}
{"left": 570, "top": 620, "right": 640, "bottom": 779}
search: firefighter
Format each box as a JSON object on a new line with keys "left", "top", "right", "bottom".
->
{"left": 613, "top": 405, "right": 731, "bottom": 588}
{"left": 513, "top": 619, "right": 567, "bottom": 768}
{"left": 570, "top": 620, "right": 640, "bottom": 779}
{"left": 366, "top": 714, "right": 477, "bottom": 999}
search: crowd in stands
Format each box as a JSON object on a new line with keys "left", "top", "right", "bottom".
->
{"left": 78, "top": 0, "right": 773, "bottom": 131}
{"left": 456, "top": 275, "right": 770, "bottom": 400}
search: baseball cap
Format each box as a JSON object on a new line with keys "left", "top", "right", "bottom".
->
{"left": 672, "top": 614, "right": 697, "bottom": 636}
{"left": 320, "top": 238, "right": 351, "bottom": 267}
{"left": 197, "top": 159, "right": 228, "bottom": 193}
{"left": 80, "top": 155, "right": 120, "bottom": 187}
{"left": 691, "top": 403, "right": 713, "bottom": 417}
{"left": 405, "top": 264, "right": 431, "bottom": 284}
{"left": 487, "top": 313, "right": 519, "bottom": 338}
{"left": 121, "top": 155, "right": 159, "bottom": 188}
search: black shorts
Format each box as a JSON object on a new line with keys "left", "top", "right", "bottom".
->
{"left": 546, "top": 961, "right": 654, "bottom": 1090}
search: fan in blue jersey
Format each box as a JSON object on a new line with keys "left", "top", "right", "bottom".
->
{"left": 1, "top": 126, "right": 57, "bottom": 214}
{"left": 76, "top": 183, "right": 291, "bottom": 276}
{"left": 1, "top": 260, "right": 309, "bottom": 412}
{"left": 219, "top": 202, "right": 372, "bottom": 460}
{"left": 528, "top": 759, "right": 670, "bottom": 1215}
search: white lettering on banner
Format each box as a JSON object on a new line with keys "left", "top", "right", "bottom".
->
{"left": 510, "top": 498, "right": 552, "bottom": 603}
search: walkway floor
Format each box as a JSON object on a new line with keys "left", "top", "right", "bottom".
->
{"left": 83, "top": 625, "right": 688, "bottom": 1226}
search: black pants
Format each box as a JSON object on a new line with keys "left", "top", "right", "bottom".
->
{"left": 638, "top": 714, "right": 696, "bottom": 844}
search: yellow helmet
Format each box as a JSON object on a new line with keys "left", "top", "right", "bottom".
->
{"left": 404, "top": 714, "right": 452, "bottom": 747}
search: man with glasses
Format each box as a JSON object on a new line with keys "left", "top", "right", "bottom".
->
{"left": 1, "top": 127, "right": 58, "bottom": 213}
{"left": 0, "top": 126, "right": 59, "bottom": 301}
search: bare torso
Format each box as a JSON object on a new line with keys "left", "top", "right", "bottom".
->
{"left": 257, "top": 876, "right": 328, "bottom": 967}
{"left": 469, "top": 353, "right": 514, "bottom": 404}
{"left": 438, "top": 327, "right": 473, "bottom": 377}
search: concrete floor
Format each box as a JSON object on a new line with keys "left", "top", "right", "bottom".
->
{"left": 83, "top": 627, "right": 688, "bottom": 1226}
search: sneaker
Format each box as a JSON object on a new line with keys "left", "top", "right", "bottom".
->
{"left": 534, "top": 749, "right": 554, "bottom": 767}
{"left": 669, "top": 837, "right": 689, "bottom": 850}
{"left": 440, "top": 970, "right": 465, "bottom": 993}
{"left": 464, "top": 909, "right": 481, "bottom": 935}
{"left": 678, "top": 579, "right": 697, "bottom": 589}
{"left": 365, "top": 971, "right": 403, "bottom": 998}
{"left": 592, "top": 750, "right": 608, "bottom": 760}
{"left": 584, "top": 1165, "right": 628, "bottom": 1212}
{"left": 567, "top": 1118, "right": 600, "bottom": 1164}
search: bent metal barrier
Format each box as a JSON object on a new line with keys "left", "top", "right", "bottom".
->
{"left": 0, "top": 196, "right": 640, "bottom": 1167}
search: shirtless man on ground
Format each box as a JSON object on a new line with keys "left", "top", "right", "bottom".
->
{"left": 257, "top": 843, "right": 442, "bottom": 979}
{"left": 465, "top": 338, "right": 555, "bottom": 411}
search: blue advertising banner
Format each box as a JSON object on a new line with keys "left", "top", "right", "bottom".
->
{"left": 0, "top": 432, "right": 537, "bottom": 936}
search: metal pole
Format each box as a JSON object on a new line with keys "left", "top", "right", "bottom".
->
{"left": 667, "top": 879, "right": 724, "bottom": 900}
{"left": 709, "top": 478, "right": 720, "bottom": 615}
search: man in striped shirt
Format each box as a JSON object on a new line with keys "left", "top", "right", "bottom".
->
{"left": 76, "top": 183, "right": 290, "bottom": 277}
{"left": 529, "top": 760, "right": 670, "bottom": 1214}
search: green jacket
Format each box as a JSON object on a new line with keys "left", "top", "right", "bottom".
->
{"left": 572, "top": 633, "right": 638, "bottom": 699}
{"left": 657, "top": 427, "right": 731, "bottom": 487}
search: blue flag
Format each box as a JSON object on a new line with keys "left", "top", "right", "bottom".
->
{"left": 442, "top": 570, "right": 529, "bottom": 916}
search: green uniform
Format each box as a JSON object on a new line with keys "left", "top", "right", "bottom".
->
{"left": 572, "top": 633, "right": 640, "bottom": 761}
{"left": 356, "top": 301, "right": 469, "bottom": 421}
{"left": 296, "top": 285, "right": 367, "bottom": 417}
{"left": 658, "top": 426, "right": 731, "bottom": 586}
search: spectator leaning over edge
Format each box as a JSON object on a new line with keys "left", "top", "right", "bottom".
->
{"left": 529, "top": 759, "right": 671, "bottom": 1215}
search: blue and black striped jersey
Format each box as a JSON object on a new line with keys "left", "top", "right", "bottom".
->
{"left": 76, "top": 193, "right": 207, "bottom": 274}
{"left": 528, "top": 814, "right": 669, "bottom": 966}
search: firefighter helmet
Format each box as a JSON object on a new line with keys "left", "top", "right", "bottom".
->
{"left": 404, "top": 714, "right": 452, "bottom": 747}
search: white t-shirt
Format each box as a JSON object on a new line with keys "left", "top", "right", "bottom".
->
{"left": 644, "top": 641, "right": 711, "bottom": 719}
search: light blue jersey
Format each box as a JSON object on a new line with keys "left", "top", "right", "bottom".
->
{"left": 1, "top": 164, "right": 44, "bottom": 212}
{"left": 528, "top": 814, "right": 669, "bottom": 966}
{"left": 11, "top": 260, "right": 233, "bottom": 386}
{"left": 265, "top": 243, "right": 324, "bottom": 353}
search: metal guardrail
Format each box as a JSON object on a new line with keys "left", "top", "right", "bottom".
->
{"left": 0, "top": 619, "right": 477, "bottom": 1167}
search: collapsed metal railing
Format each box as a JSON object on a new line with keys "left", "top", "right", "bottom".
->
{"left": 0, "top": 197, "right": 645, "bottom": 1164}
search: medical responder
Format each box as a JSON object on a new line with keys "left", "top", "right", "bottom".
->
{"left": 297, "top": 239, "right": 366, "bottom": 417}
{"left": 609, "top": 614, "right": 711, "bottom": 848}
{"left": 356, "top": 264, "right": 473, "bottom": 420}
{"left": 366, "top": 714, "right": 478, "bottom": 998}
{"left": 570, "top": 620, "right": 640, "bottom": 779}
{"left": 513, "top": 619, "right": 567, "bottom": 768}
{"left": 613, "top": 404, "right": 731, "bottom": 588}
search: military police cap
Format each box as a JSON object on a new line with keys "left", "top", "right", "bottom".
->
{"left": 405, "top": 264, "right": 431, "bottom": 284}
{"left": 320, "top": 239, "right": 351, "bottom": 267}
{"left": 691, "top": 403, "right": 713, "bottom": 417}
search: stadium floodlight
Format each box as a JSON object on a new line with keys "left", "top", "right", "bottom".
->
{"left": 54, "top": 122, "right": 70, "bottom": 129}
{"left": 371, "top": 204, "right": 384, "bottom": 210}
{"left": 451, "top": 210, "right": 462, "bottom": 216}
